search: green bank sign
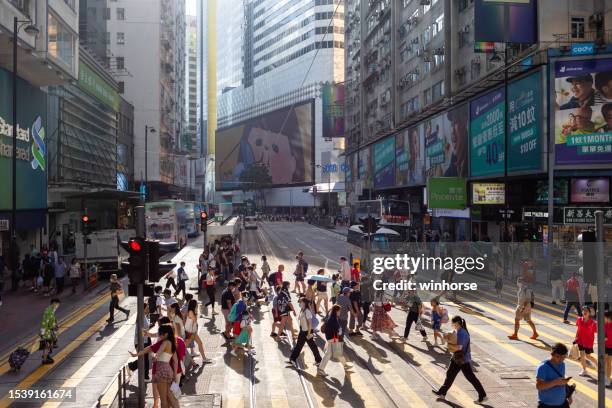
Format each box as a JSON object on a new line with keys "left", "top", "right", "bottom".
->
{"left": 0, "top": 68, "right": 47, "bottom": 211}
{"left": 79, "top": 61, "right": 120, "bottom": 111}
{"left": 427, "top": 177, "right": 467, "bottom": 210}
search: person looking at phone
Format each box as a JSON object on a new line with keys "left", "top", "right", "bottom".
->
{"left": 536, "top": 343, "right": 574, "bottom": 408}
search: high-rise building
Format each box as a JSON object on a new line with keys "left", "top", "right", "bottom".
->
{"left": 185, "top": 15, "right": 198, "bottom": 156}
{"left": 106, "top": 0, "right": 187, "bottom": 199}
{"left": 214, "top": 0, "right": 346, "bottom": 213}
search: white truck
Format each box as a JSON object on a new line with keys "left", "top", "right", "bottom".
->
{"left": 75, "top": 229, "right": 135, "bottom": 274}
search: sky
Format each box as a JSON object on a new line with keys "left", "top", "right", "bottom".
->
{"left": 187, "top": 0, "right": 196, "bottom": 16}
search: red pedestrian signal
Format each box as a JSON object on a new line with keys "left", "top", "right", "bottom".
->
{"left": 120, "top": 237, "right": 147, "bottom": 284}
{"left": 82, "top": 215, "right": 89, "bottom": 223}
{"left": 129, "top": 239, "right": 142, "bottom": 252}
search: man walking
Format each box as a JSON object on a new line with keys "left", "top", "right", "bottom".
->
{"left": 508, "top": 277, "right": 538, "bottom": 340}
{"left": 563, "top": 272, "right": 583, "bottom": 324}
{"left": 107, "top": 274, "right": 129, "bottom": 324}
{"left": 54, "top": 256, "right": 67, "bottom": 294}
{"left": 175, "top": 262, "right": 189, "bottom": 298}
{"left": 536, "top": 343, "right": 573, "bottom": 408}
{"left": 221, "top": 281, "right": 237, "bottom": 339}
{"left": 40, "top": 298, "right": 60, "bottom": 364}
{"left": 338, "top": 257, "right": 351, "bottom": 288}
{"left": 360, "top": 273, "right": 374, "bottom": 328}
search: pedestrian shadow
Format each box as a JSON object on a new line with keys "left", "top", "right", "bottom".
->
{"left": 179, "top": 364, "right": 205, "bottom": 394}
{"left": 348, "top": 337, "right": 391, "bottom": 365}
{"left": 204, "top": 316, "right": 220, "bottom": 335}
{"left": 301, "top": 369, "right": 368, "bottom": 408}
{"left": 95, "top": 323, "right": 121, "bottom": 341}
{"left": 370, "top": 336, "right": 422, "bottom": 368}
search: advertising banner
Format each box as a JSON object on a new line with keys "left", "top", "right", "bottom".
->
{"left": 79, "top": 61, "right": 120, "bottom": 112}
{"left": 507, "top": 71, "right": 543, "bottom": 173}
{"left": 554, "top": 58, "right": 612, "bottom": 166}
{"left": 563, "top": 207, "right": 612, "bottom": 225}
{"left": 470, "top": 87, "right": 505, "bottom": 177}
{"left": 474, "top": 0, "right": 537, "bottom": 44}
{"left": 358, "top": 146, "right": 372, "bottom": 189}
{"left": 427, "top": 177, "right": 467, "bottom": 210}
{"left": 373, "top": 136, "right": 395, "bottom": 189}
{"left": 472, "top": 183, "right": 505, "bottom": 205}
{"left": 321, "top": 83, "right": 345, "bottom": 138}
{"left": 396, "top": 125, "right": 425, "bottom": 186}
{"left": 0, "top": 68, "right": 47, "bottom": 211}
{"left": 424, "top": 104, "right": 469, "bottom": 179}
{"left": 216, "top": 101, "right": 314, "bottom": 190}
{"left": 570, "top": 178, "right": 610, "bottom": 203}
{"left": 535, "top": 180, "right": 569, "bottom": 205}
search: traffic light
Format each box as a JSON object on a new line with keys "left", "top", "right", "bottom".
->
{"left": 359, "top": 215, "right": 380, "bottom": 235}
{"left": 120, "top": 237, "right": 147, "bottom": 284}
{"left": 200, "top": 211, "right": 208, "bottom": 232}
{"left": 82, "top": 215, "right": 91, "bottom": 236}
{"left": 148, "top": 240, "right": 177, "bottom": 282}
{"left": 580, "top": 230, "right": 597, "bottom": 284}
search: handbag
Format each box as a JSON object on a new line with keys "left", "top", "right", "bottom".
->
{"left": 451, "top": 338, "right": 470, "bottom": 366}
{"left": 383, "top": 303, "right": 392, "bottom": 312}
{"left": 415, "top": 317, "right": 424, "bottom": 332}
{"left": 170, "top": 381, "right": 181, "bottom": 399}
{"left": 569, "top": 343, "right": 580, "bottom": 360}
{"left": 545, "top": 361, "right": 576, "bottom": 399}
{"left": 331, "top": 338, "right": 344, "bottom": 359}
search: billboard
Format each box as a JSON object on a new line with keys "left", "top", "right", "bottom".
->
{"left": 424, "top": 104, "right": 469, "bottom": 179}
{"left": 472, "top": 183, "right": 505, "bottom": 205}
{"left": 373, "top": 136, "right": 395, "bottom": 189}
{"left": 508, "top": 71, "right": 543, "bottom": 173}
{"left": 322, "top": 83, "right": 345, "bottom": 138}
{"left": 396, "top": 125, "right": 425, "bottom": 186}
{"left": 474, "top": 0, "right": 537, "bottom": 44}
{"left": 215, "top": 101, "right": 314, "bottom": 190}
{"left": 554, "top": 58, "right": 612, "bottom": 166}
{"left": 0, "top": 68, "right": 48, "bottom": 211}
{"left": 570, "top": 178, "right": 609, "bottom": 203}
{"left": 358, "top": 146, "right": 372, "bottom": 189}
{"left": 470, "top": 87, "right": 505, "bottom": 177}
{"left": 427, "top": 177, "right": 467, "bottom": 210}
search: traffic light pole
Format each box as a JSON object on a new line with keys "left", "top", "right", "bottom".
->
{"left": 595, "top": 211, "right": 605, "bottom": 408}
{"left": 135, "top": 206, "right": 146, "bottom": 408}
{"left": 82, "top": 234, "right": 88, "bottom": 292}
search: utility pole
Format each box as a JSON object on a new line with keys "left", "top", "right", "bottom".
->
{"left": 595, "top": 211, "right": 605, "bottom": 408}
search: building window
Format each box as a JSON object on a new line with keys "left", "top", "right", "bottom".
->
{"left": 432, "top": 80, "right": 444, "bottom": 101}
{"left": 424, "top": 88, "right": 431, "bottom": 105}
{"left": 117, "top": 7, "right": 125, "bottom": 20}
{"left": 433, "top": 14, "right": 444, "bottom": 37}
{"left": 104, "top": 7, "right": 111, "bottom": 20}
{"left": 63, "top": 0, "right": 76, "bottom": 10}
{"left": 571, "top": 17, "right": 585, "bottom": 39}
{"left": 116, "top": 56, "right": 125, "bottom": 70}
{"left": 105, "top": 31, "right": 110, "bottom": 44}
{"left": 48, "top": 13, "right": 75, "bottom": 69}
{"left": 117, "top": 32, "right": 125, "bottom": 44}
{"left": 118, "top": 81, "right": 125, "bottom": 94}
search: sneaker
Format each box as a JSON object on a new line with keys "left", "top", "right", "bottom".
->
{"left": 507, "top": 334, "right": 519, "bottom": 340}
{"left": 202, "top": 358, "right": 213, "bottom": 364}
{"left": 431, "top": 390, "right": 445, "bottom": 400}
{"left": 579, "top": 369, "right": 588, "bottom": 376}
{"left": 270, "top": 332, "right": 278, "bottom": 337}
{"left": 530, "top": 333, "right": 539, "bottom": 340}
{"left": 563, "top": 320, "right": 570, "bottom": 324}
{"left": 476, "top": 395, "right": 488, "bottom": 404}
{"left": 552, "top": 301, "right": 557, "bottom": 305}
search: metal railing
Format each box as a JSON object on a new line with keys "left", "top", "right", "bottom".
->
{"left": 92, "top": 363, "right": 130, "bottom": 408}
{"left": 552, "top": 29, "right": 612, "bottom": 46}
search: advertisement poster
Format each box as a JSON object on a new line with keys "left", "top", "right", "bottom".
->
{"left": 424, "top": 104, "right": 469, "bottom": 179}
{"left": 0, "top": 68, "right": 47, "bottom": 211}
{"left": 507, "top": 71, "right": 543, "bottom": 173}
{"left": 216, "top": 101, "right": 314, "bottom": 190}
{"left": 554, "top": 58, "right": 612, "bottom": 166}
{"left": 427, "top": 177, "right": 467, "bottom": 210}
{"left": 395, "top": 125, "right": 425, "bottom": 186}
{"left": 470, "top": 87, "right": 505, "bottom": 177}
{"left": 358, "top": 146, "right": 372, "bottom": 189}
{"left": 472, "top": 183, "right": 505, "bottom": 205}
{"left": 535, "top": 179, "right": 569, "bottom": 205}
{"left": 474, "top": 0, "right": 537, "bottom": 44}
{"left": 373, "top": 136, "right": 395, "bottom": 189}
{"left": 321, "top": 83, "right": 345, "bottom": 138}
{"left": 570, "top": 178, "right": 610, "bottom": 203}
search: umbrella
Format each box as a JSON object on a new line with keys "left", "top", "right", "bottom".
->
{"left": 304, "top": 275, "right": 334, "bottom": 282}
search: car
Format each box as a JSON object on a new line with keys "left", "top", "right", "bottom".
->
{"left": 244, "top": 216, "right": 258, "bottom": 230}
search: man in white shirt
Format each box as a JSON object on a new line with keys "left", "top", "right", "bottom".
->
{"left": 339, "top": 257, "right": 351, "bottom": 288}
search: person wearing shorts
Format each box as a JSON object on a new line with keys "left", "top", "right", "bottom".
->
{"left": 605, "top": 311, "right": 612, "bottom": 386}
{"left": 575, "top": 306, "right": 597, "bottom": 377}
{"left": 509, "top": 281, "right": 538, "bottom": 341}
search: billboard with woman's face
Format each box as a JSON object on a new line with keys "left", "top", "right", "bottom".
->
{"left": 424, "top": 104, "right": 469, "bottom": 178}
{"left": 215, "top": 101, "right": 314, "bottom": 190}
{"left": 396, "top": 125, "right": 425, "bottom": 186}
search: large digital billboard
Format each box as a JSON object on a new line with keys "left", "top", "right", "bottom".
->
{"left": 424, "top": 104, "right": 469, "bottom": 179}
{"left": 373, "top": 136, "right": 395, "bottom": 189}
{"left": 215, "top": 101, "right": 314, "bottom": 190}
{"left": 554, "top": 58, "right": 612, "bottom": 166}
{"left": 358, "top": 146, "right": 372, "bottom": 189}
{"left": 470, "top": 87, "right": 505, "bottom": 177}
{"left": 474, "top": 0, "right": 537, "bottom": 44}
{"left": 396, "top": 125, "right": 425, "bottom": 186}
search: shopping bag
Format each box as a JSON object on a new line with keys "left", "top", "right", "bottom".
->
{"left": 569, "top": 343, "right": 580, "bottom": 360}
{"left": 331, "top": 340, "right": 344, "bottom": 360}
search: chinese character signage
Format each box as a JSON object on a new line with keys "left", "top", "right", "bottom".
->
{"left": 427, "top": 177, "right": 467, "bottom": 210}
{"left": 554, "top": 58, "right": 612, "bottom": 166}
{"left": 472, "top": 183, "right": 505, "bottom": 205}
{"left": 424, "top": 105, "right": 469, "bottom": 178}
{"left": 396, "top": 125, "right": 425, "bottom": 186}
{"left": 0, "top": 67, "right": 47, "bottom": 211}
{"left": 507, "top": 71, "right": 543, "bottom": 173}
{"left": 373, "top": 136, "right": 395, "bottom": 189}
{"left": 563, "top": 207, "right": 612, "bottom": 225}
{"left": 570, "top": 178, "right": 610, "bottom": 203}
{"left": 78, "top": 61, "right": 120, "bottom": 112}
{"left": 470, "top": 88, "right": 505, "bottom": 177}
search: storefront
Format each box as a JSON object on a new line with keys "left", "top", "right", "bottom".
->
{"left": 0, "top": 67, "right": 48, "bottom": 263}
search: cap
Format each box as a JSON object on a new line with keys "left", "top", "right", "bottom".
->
{"left": 566, "top": 75, "right": 593, "bottom": 83}
{"left": 342, "top": 287, "right": 351, "bottom": 293}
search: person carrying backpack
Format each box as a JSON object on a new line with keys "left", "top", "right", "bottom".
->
{"left": 563, "top": 272, "right": 583, "bottom": 324}
{"left": 508, "top": 276, "right": 539, "bottom": 340}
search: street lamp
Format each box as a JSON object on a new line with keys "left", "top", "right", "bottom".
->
{"left": 144, "top": 125, "right": 156, "bottom": 202}
{"left": 10, "top": 17, "right": 39, "bottom": 285}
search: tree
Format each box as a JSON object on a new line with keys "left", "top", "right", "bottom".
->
{"left": 239, "top": 162, "right": 273, "bottom": 209}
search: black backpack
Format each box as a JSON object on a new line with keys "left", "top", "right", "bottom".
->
{"left": 147, "top": 295, "right": 159, "bottom": 314}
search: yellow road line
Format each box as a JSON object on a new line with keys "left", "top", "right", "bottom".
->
{"left": 456, "top": 301, "right": 612, "bottom": 406}
{"left": 40, "top": 313, "right": 136, "bottom": 408}
{"left": 0, "top": 314, "right": 110, "bottom": 406}
{"left": 0, "top": 292, "right": 110, "bottom": 376}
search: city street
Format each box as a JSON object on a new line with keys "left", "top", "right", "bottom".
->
{"left": 1, "top": 221, "right": 610, "bottom": 407}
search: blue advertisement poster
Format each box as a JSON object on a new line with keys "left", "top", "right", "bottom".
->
{"left": 507, "top": 71, "right": 543, "bottom": 173}
{"left": 553, "top": 58, "right": 612, "bottom": 166}
{"left": 470, "top": 88, "right": 505, "bottom": 177}
{"left": 358, "top": 146, "right": 372, "bottom": 189}
{"left": 373, "top": 136, "right": 395, "bottom": 189}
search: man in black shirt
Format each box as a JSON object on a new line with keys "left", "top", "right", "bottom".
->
{"left": 107, "top": 274, "right": 129, "bottom": 324}
{"left": 349, "top": 281, "right": 363, "bottom": 336}
{"left": 221, "top": 281, "right": 237, "bottom": 339}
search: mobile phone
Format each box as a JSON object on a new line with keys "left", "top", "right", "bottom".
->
{"left": 565, "top": 377, "right": 572, "bottom": 381}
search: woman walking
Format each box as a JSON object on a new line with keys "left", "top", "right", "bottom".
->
{"left": 185, "top": 299, "right": 212, "bottom": 364}
{"left": 203, "top": 267, "right": 217, "bottom": 314}
{"left": 575, "top": 305, "right": 597, "bottom": 376}
{"left": 288, "top": 297, "right": 322, "bottom": 368}
{"left": 315, "top": 269, "right": 329, "bottom": 316}
{"left": 130, "top": 324, "right": 180, "bottom": 408}
{"left": 107, "top": 274, "right": 129, "bottom": 324}
{"left": 318, "top": 305, "right": 350, "bottom": 376}
{"left": 371, "top": 295, "right": 398, "bottom": 338}
{"left": 433, "top": 316, "right": 488, "bottom": 404}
